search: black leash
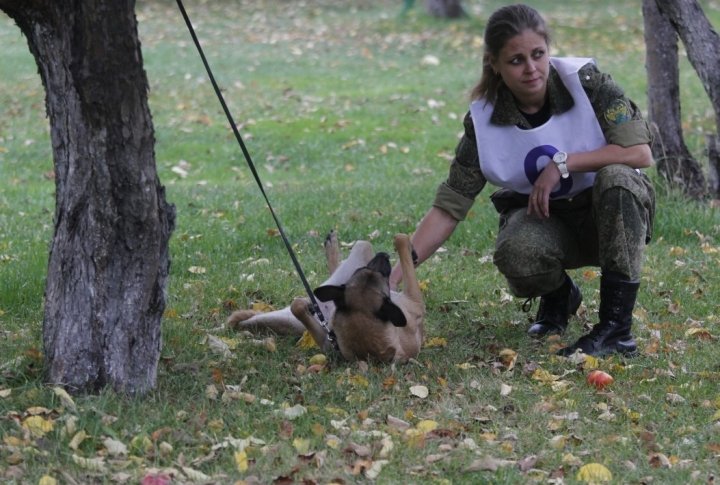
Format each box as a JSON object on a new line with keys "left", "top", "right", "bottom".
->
{"left": 175, "top": 0, "right": 333, "bottom": 342}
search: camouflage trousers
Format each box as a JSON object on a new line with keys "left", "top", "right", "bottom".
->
{"left": 493, "top": 164, "right": 655, "bottom": 297}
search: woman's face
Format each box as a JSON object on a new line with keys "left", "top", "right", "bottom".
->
{"left": 491, "top": 29, "right": 550, "bottom": 112}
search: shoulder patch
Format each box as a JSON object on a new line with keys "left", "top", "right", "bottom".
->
{"left": 604, "top": 98, "right": 631, "bottom": 126}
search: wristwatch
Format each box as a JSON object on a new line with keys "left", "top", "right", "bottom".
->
{"left": 552, "top": 151, "right": 570, "bottom": 179}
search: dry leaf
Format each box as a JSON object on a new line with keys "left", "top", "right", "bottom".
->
{"left": 38, "top": 476, "right": 58, "bottom": 485}
{"left": 386, "top": 415, "right": 411, "bottom": 431}
{"left": 498, "top": 348, "right": 518, "bottom": 370}
{"left": 465, "top": 455, "right": 515, "bottom": 471}
{"left": 68, "top": 430, "right": 87, "bottom": 451}
{"left": 234, "top": 450, "right": 248, "bottom": 472}
{"left": 576, "top": 463, "right": 612, "bottom": 482}
{"left": 72, "top": 454, "right": 106, "bottom": 472}
{"left": 415, "top": 420, "right": 438, "bottom": 433}
{"left": 52, "top": 386, "right": 77, "bottom": 412}
{"left": 103, "top": 437, "right": 128, "bottom": 457}
{"left": 424, "top": 337, "right": 447, "bottom": 348}
{"left": 23, "top": 415, "right": 54, "bottom": 437}
{"left": 296, "top": 331, "right": 319, "bottom": 349}
{"left": 409, "top": 385, "right": 429, "bottom": 398}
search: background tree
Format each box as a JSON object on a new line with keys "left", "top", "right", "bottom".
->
{"left": 643, "top": 0, "right": 720, "bottom": 199}
{"left": 0, "top": 0, "right": 175, "bottom": 394}
{"left": 401, "top": 0, "right": 466, "bottom": 19}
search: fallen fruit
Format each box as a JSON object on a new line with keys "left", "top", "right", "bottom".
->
{"left": 586, "top": 370, "right": 614, "bottom": 390}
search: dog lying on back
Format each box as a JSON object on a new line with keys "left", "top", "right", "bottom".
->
{"left": 227, "top": 232, "right": 425, "bottom": 363}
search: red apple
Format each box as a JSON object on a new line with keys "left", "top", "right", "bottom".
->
{"left": 586, "top": 370, "right": 614, "bottom": 390}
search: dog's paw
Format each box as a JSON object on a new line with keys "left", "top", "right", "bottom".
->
{"left": 326, "top": 229, "right": 340, "bottom": 247}
{"left": 226, "top": 309, "right": 260, "bottom": 330}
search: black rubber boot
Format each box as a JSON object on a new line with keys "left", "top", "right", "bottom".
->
{"left": 556, "top": 271, "right": 639, "bottom": 357}
{"left": 527, "top": 275, "right": 582, "bottom": 338}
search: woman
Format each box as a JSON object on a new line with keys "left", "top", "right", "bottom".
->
{"left": 390, "top": 4, "right": 655, "bottom": 357}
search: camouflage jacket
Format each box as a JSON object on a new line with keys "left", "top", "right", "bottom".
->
{"left": 434, "top": 62, "right": 652, "bottom": 221}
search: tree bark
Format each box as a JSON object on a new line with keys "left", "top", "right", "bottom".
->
{"left": 0, "top": 0, "right": 175, "bottom": 394}
{"left": 642, "top": 0, "right": 706, "bottom": 198}
{"left": 425, "top": 0, "right": 466, "bottom": 18}
{"left": 656, "top": 0, "right": 720, "bottom": 199}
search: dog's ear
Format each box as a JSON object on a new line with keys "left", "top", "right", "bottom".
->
{"left": 314, "top": 285, "right": 345, "bottom": 303}
{"left": 376, "top": 297, "right": 407, "bottom": 327}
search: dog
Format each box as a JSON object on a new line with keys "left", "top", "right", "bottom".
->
{"left": 227, "top": 231, "right": 425, "bottom": 363}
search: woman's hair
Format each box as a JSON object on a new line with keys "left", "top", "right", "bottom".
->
{"left": 470, "top": 4, "right": 550, "bottom": 102}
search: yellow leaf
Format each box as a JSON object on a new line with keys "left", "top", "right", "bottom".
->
{"left": 669, "top": 246, "right": 686, "bottom": 256}
{"left": 532, "top": 368, "right": 560, "bottom": 383}
{"left": 309, "top": 354, "right": 327, "bottom": 365}
{"left": 424, "top": 337, "right": 447, "bottom": 348}
{"left": 251, "top": 301, "right": 275, "bottom": 312}
{"left": 418, "top": 279, "right": 430, "bottom": 291}
{"left": 188, "top": 266, "right": 206, "bottom": 274}
{"left": 23, "top": 416, "right": 54, "bottom": 437}
{"left": 52, "top": 387, "right": 77, "bottom": 411}
{"left": 296, "top": 331, "right": 319, "bottom": 350}
{"left": 235, "top": 450, "right": 249, "bottom": 472}
{"left": 583, "top": 355, "right": 600, "bottom": 370}
{"left": 498, "top": 348, "right": 518, "bottom": 370}
{"left": 416, "top": 420, "right": 438, "bottom": 433}
{"left": 68, "top": 430, "right": 87, "bottom": 451}
{"left": 0, "top": 388, "right": 11, "bottom": 398}
{"left": 293, "top": 438, "right": 310, "bottom": 454}
{"left": 348, "top": 374, "right": 369, "bottom": 388}
{"left": 711, "top": 410, "right": 720, "bottom": 421}
{"left": 576, "top": 463, "right": 613, "bottom": 483}
{"left": 4, "top": 436, "right": 25, "bottom": 447}
{"left": 39, "top": 475, "right": 58, "bottom": 485}
{"left": 685, "top": 327, "right": 714, "bottom": 340}
{"left": 220, "top": 337, "right": 241, "bottom": 349}
{"left": 72, "top": 454, "right": 106, "bottom": 471}
{"left": 456, "top": 362, "right": 476, "bottom": 370}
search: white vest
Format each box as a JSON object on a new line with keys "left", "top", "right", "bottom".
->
{"left": 470, "top": 57, "right": 606, "bottom": 199}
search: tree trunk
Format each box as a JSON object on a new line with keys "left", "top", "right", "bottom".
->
{"left": 642, "top": 0, "right": 706, "bottom": 198}
{"left": 0, "top": 0, "right": 175, "bottom": 394}
{"left": 656, "top": 0, "right": 720, "bottom": 199}
{"left": 425, "top": 0, "right": 466, "bottom": 18}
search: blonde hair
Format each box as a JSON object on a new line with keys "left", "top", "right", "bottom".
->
{"left": 470, "top": 4, "right": 550, "bottom": 102}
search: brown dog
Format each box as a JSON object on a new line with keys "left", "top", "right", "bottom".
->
{"left": 227, "top": 232, "right": 425, "bottom": 363}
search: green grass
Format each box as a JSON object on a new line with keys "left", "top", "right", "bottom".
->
{"left": 2, "top": 1, "right": 720, "bottom": 483}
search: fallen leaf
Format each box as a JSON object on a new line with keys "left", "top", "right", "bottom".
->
{"left": 415, "top": 420, "right": 438, "bottom": 433}
{"left": 103, "top": 437, "right": 128, "bottom": 457}
{"left": 38, "top": 476, "right": 57, "bottom": 485}
{"left": 72, "top": 454, "right": 106, "bottom": 472}
{"left": 52, "top": 386, "right": 77, "bottom": 412}
{"left": 283, "top": 404, "right": 307, "bottom": 419}
{"left": 576, "top": 463, "right": 612, "bottom": 482}
{"left": 424, "top": 337, "right": 447, "bottom": 348}
{"left": 465, "top": 455, "right": 515, "bottom": 471}
{"left": 296, "top": 331, "right": 319, "bottom": 350}
{"left": 22, "top": 415, "right": 54, "bottom": 437}
{"left": 68, "top": 430, "right": 87, "bottom": 451}
{"left": 409, "top": 385, "right": 429, "bottom": 398}
{"left": 234, "top": 450, "right": 248, "bottom": 472}
{"left": 141, "top": 473, "right": 172, "bottom": 485}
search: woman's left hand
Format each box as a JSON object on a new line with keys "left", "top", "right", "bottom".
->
{"left": 527, "top": 163, "right": 561, "bottom": 219}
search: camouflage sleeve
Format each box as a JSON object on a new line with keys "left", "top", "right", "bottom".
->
{"left": 432, "top": 111, "right": 487, "bottom": 221}
{"left": 579, "top": 64, "right": 652, "bottom": 147}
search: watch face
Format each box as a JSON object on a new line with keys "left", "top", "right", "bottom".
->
{"left": 554, "top": 151, "right": 567, "bottom": 164}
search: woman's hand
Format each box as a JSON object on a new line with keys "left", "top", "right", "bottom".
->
{"left": 528, "top": 162, "right": 561, "bottom": 218}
